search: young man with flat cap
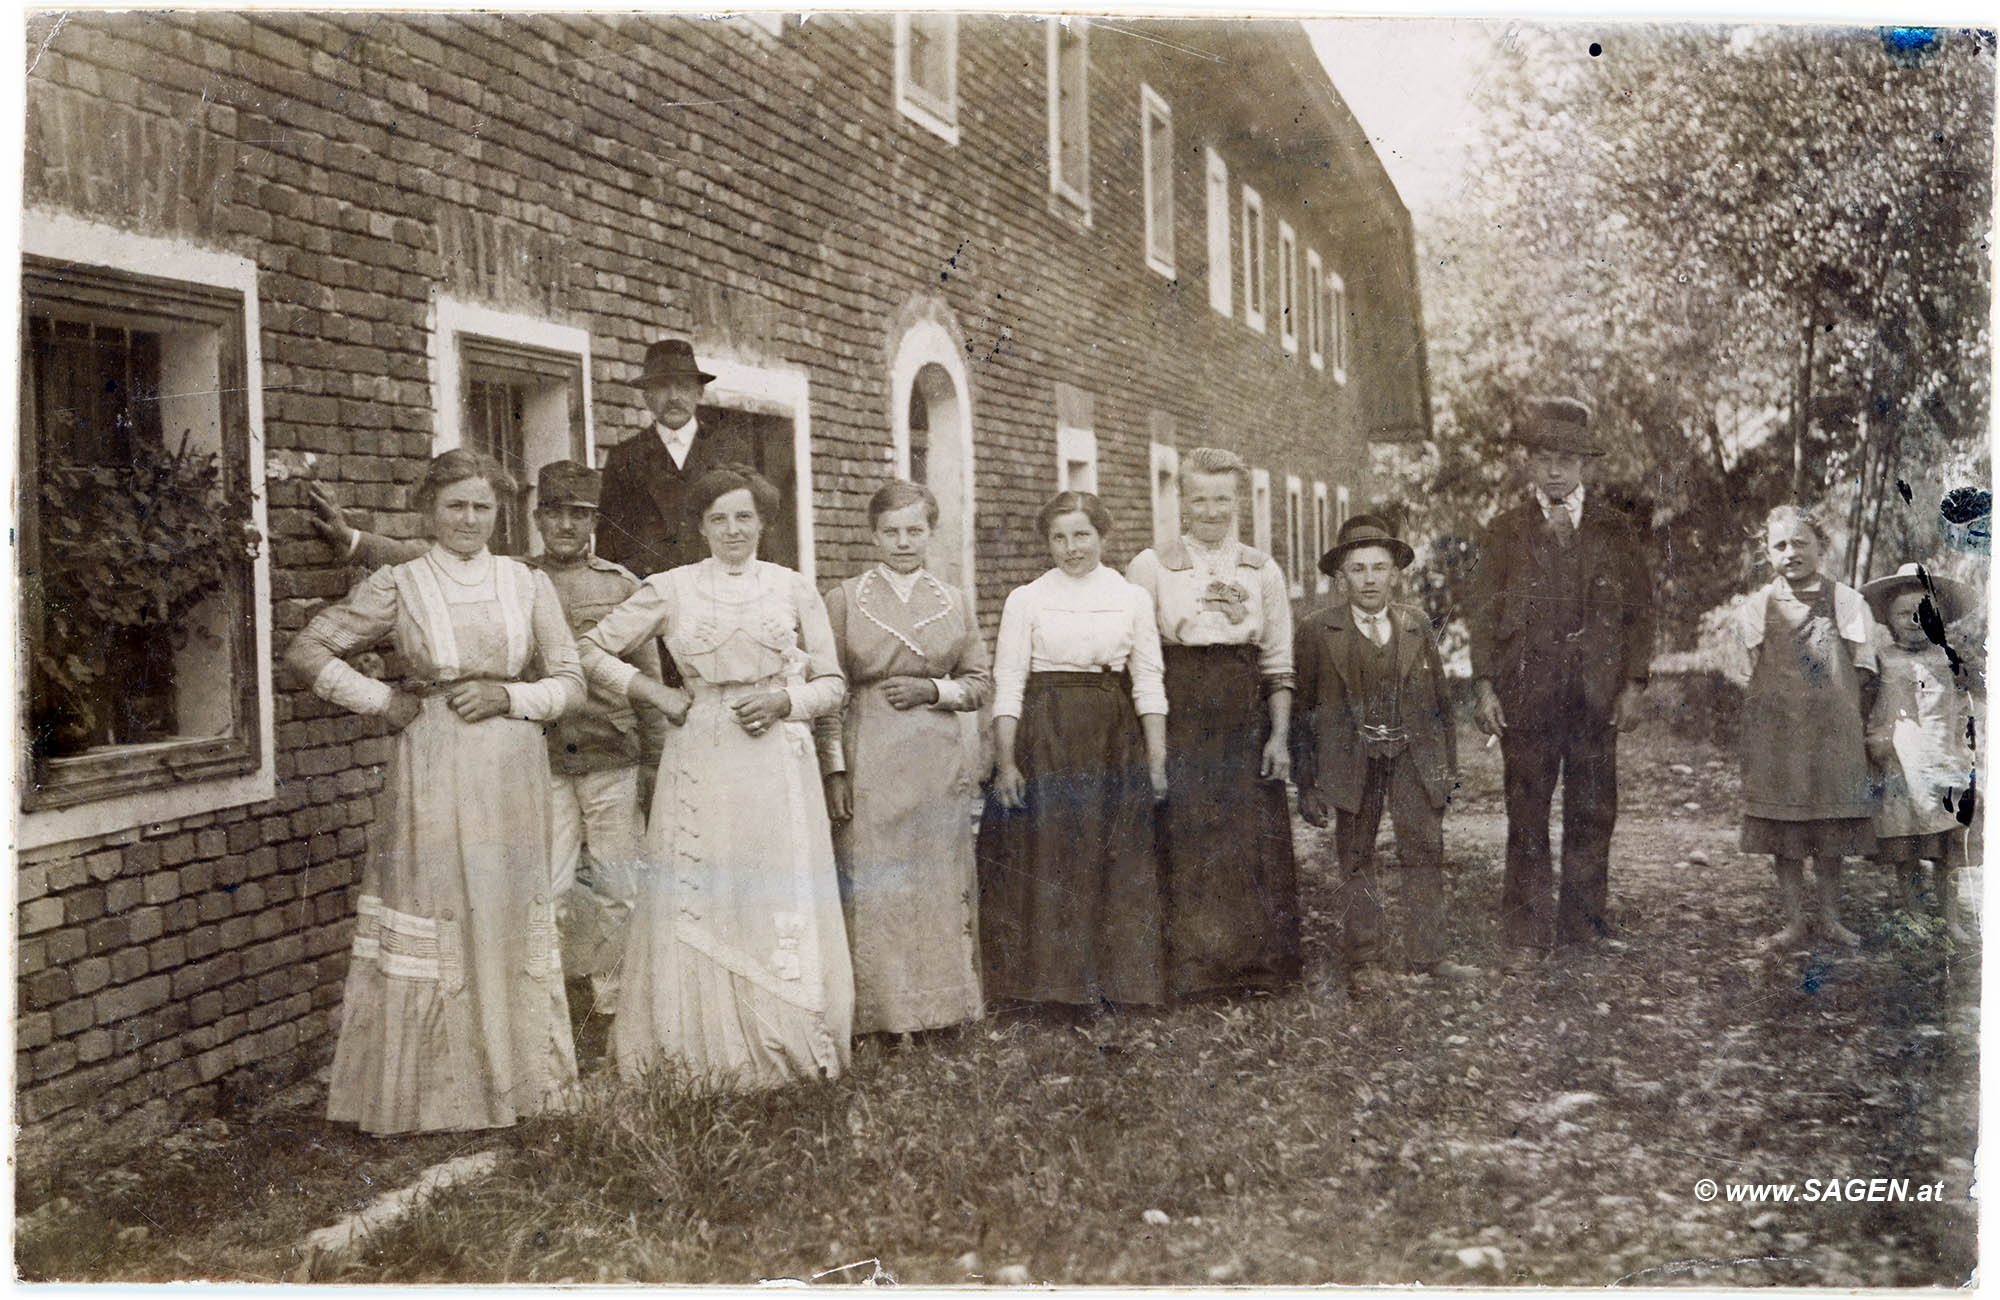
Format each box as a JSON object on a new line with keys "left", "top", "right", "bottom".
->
{"left": 309, "top": 460, "right": 665, "bottom": 1028}
{"left": 1292, "top": 515, "right": 1472, "bottom": 990}
{"left": 1467, "top": 396, "right": 1655, "bottom": 960}
{"left": 595, "top": 337, "right": 742, "bottom": 579}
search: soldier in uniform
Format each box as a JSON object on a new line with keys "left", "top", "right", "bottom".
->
{"left": 308, "top": 460, "right": 665, "bottom": 1043}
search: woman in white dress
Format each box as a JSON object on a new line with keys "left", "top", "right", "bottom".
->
{"left": 287, "top": 449, "right": 585, "bottom": 1134}
{"left": 579, "top": 464, "right": 854, "bottom": 1090}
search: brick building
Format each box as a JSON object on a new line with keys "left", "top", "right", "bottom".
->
{"left": 14, "top": 13, "right": 1429, "bottom": 1131}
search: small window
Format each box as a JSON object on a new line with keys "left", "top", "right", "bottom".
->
{"left": 1140, "top": 84, "right": 1174, "bottom": 279}
{"left": 1205, "top": 148, "right": 1231, "bottom": 316}
{"left": 1305, "top": 248, "right": 1326, "bottom": 370}
{"left": 1313, "top": 481, "right": 1332, "bottom": 595}
{"left": 1277, "top": 220, "right": 1299, "bottom": 356}
{"left": 1284, "top": 473, "right": 1305, "bottom": 598}
{"left": 1046, "top": 19, "right": 1090, "bottom": 219}
{"left": 1241, "top": 186, "right": 1267, "bottom": 333}
{"left": 1057, "top": 426, "right": 1097, "bottom": 494}
{"left": 1150, "top": 442, "right": 1180, "bottom": 548}
{"left": 457, "top": 337, "right": 587, "bottom": 556}
{"left": 434, "top": 299, "right": 591, "bottom": 559}
{"left": 20, "top": 254, "right": 266, "bottom": 816}
{"left": 1327, "top": 270, "right": 1351, "bottom": 385}
{"left": 1250, "top": 468, "right": 1273, "bottom": 554}
{"left": 1336, "top": 484, "right": 1352, "bottom": 532}
{"left": 896, "top": 14, "right": 959, "bottom": 145}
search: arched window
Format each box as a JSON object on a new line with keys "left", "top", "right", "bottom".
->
{"left": 890, "top": 318, "right": 975, "bottom": 596}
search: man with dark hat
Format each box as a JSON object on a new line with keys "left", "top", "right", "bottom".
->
{"left": 1467, "top": 396, "right": 1655, "bottom": 961}
{"left": 308, "top": 460, "right": 665, "bottom": 1041}
{"left": 595, "top": 337, "right": 741, "bottom": 579}
{"left": 1292, "top": 515, "right": 1472, "bottom": 990}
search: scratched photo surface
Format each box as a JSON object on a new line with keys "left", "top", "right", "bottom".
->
{"left": 12, "top": 10, "right": 1989, "bottom": 1286}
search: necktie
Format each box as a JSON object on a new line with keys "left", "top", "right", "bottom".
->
{"left": 1548, "top": 504, "right": 1575, "bottom": 546}
{"left": 1365, "top": 613, "right": 1388, "bottom": 647}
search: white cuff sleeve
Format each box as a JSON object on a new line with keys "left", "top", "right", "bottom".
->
{"left": 313, "top": 659, "right": 394, "bottom": 716}
{"left": 505, "top": 679, "right": 571, "bottom": 721}
{"left": 932, "top": 677, "right": 967, "bottom": 710}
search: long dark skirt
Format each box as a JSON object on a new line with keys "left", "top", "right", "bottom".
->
{"left": 977, "top": 672, "right": 1164, "bottom": 1006}
{"left": 1160, "top": 644, "right": 1301, "bottom": 996}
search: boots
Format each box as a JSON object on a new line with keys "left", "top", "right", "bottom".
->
{"left": 1813, "top": 856, "right": 1861, "bottom": 948}
{"left": 1760, "top": 857, "right": 1809, "bottom": 952}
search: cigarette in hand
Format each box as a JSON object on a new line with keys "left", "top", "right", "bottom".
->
{"left": 1486, "top": 733, "right": 1498, "bottom": 749}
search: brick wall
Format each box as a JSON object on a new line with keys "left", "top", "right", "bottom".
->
{"left": 18, "top": 12, "right": 1425, "bottom": 1133}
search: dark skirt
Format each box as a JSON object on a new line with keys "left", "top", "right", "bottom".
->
{"left": 1741, "top": 815, "right": 1876, "bottom": 858}
{"left": 1160, "top": 644, "right": 1300, "bottom": 996}
{"left": 977, "top": 671, "right": 1164, "bottom": 1006}
{"left": 1876, "top": 827, "right": 1968, "bottom": 867}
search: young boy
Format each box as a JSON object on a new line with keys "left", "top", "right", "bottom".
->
{"left": 1292, "top": 515, "right": 1471, "bottom": 992}
{"left": 1860, "top": 563, "right": 1980, "bottom": 943}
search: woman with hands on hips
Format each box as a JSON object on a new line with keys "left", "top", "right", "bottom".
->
{"left": 976, "top": 491, "right": 1170, "bottom": 1015}
{"left": 577, "top": 464, "right": 855, "bottom": 1091}
{"left": 286, "top": 449, "right": 585, "bottom": 1134}
{"left": 817, "top": 481, "right": 992, "bottom": 1042}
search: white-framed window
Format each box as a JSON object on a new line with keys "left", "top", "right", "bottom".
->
{"left": 1336, "top": 483, "right": 1352, "bottom": 531}
{"left": 1241, "top": 185, "right": 1266, "bottom": 333}
{"left": 1284, "top": 473, "right": 1305, "bottom": 598}
{"left": 1140, "top": 84, "right": 1175, "bottom": 279}
{"left": 1327, "top": 270, "right": 1351, "bottom": 385}
{"left": 1250, "top": 467, "right": 1273, "bottom": 555}
{"left": 1205, "top": 148, "right": 1231, "bottom": 316}
{"left": 895, "top": 14, "right": 959, "bottom": 145}
{"left": 432, "top": 298, "right": 592, "bottom": 558}
{"left": 1277, "top": 220, "right": 1299, "bottom": 356}
{"left": 701, "top": 356, "right": 819, "bottom": 582}
{"left": 1313, "top": 481, "right": 1332, "bottom": 594}
{"left": 1306, "top": 248, "right": 1326, "bottom": 370}
{"left": 1046, "top": 18, "right": 1090, "bottom": 221}
{"left": 1150, "top": 441, "right": 1180, "bottom": 548}
{"left": 19, "top": 214, "right": 273, "bottom": 848}
{"left": 1054, "top": 382, "right": 1098, "bottom": 493}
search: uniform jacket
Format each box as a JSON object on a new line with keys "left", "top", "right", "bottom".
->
{"left": 594, "top": 421, "right": 749, "bottom": 579}
{"left": 1466, "top": 495, "right": 1655, "bottom": 725}
{"left": 1291, "top": 602, "right": 1457, "bottom": 814}
{"left": 347, "top": 533, "right": 664, "bottom": 773}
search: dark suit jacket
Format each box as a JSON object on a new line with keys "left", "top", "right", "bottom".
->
{"left": 594, "top": 423, "right": 742, "bottom": 578}
{"left": 1466, "top": 495, "right": 1654, "bottom": 726}
{"left": 1291, "top": 603, "right": 1457, "bottom": 814}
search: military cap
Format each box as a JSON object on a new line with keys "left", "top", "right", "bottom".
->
{"left": 534, "top": 459, "right": 601, "bottom": 509}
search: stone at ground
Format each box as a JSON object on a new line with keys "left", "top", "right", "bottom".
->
{"left": 292, "top": 1150, "right": 501, "bottom": 1279}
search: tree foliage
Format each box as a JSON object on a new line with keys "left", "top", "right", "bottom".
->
{"left": 1411, "top": 24, "right": 1993, "bottom": 647}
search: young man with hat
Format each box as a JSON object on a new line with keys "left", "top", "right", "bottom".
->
{"left": 308, "top": 460, "right": 666, "bottom": 1036}
{"left": 595, "top": 337, "right": 745, "bottom": 579}
{"left": 1466, "top": 396, "right": 1655, "bottom": 960}
{"left": 1860, "top": 562, "right": 1981, "bottom": 941}
{"left": 1292, "top": 515, "right": 1472, "bottom": 990}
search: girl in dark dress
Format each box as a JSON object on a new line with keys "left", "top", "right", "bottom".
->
{"left": 977, "top": 492, "right": 1169, "bottom": 1009}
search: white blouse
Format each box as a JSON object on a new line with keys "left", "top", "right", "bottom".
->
{"left": 1126, "top": 536, "right": 1295, "bottom": 687}
{"left": 991, "top": 565, "right": 1168, "bottom": 718}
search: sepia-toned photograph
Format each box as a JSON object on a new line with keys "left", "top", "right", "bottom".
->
{"left": 10, "top": 7, "right": 1990, "bottom": 1286}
